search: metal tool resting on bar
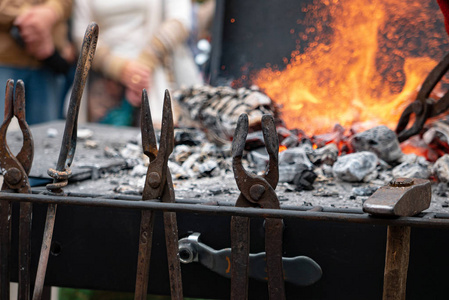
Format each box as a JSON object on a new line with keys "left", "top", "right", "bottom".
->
{"left": 0, "top": 80, "right": 34, "bottom": 300}
{"left": 178, "top": 232, "right": 322, "bottom": 287}
{"left": 32, "top": 23, "right": 98, "bottom": 300}
{"left": 231, "top": 114, "right": 285, "bottom": 300}
{"left": 363, "top": 178, "right": 431, "bottom": 300}
{"left": 396, "top": 52, "right": 449, "bottom": 142}
{"left": 134, "top": 90, "right": 182, "bottom": 300}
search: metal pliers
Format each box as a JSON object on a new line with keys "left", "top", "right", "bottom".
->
{"left": 134, "top": 90, "right": 183, "bottom": 300}
{"left": 0, "top": 79, "right": 34, "bottom": 300}
{"left": 396, "top": 52, "right": 449, "bottom": 142}
{"left": 231, "top": 114, "right": 285, "bottom": 300}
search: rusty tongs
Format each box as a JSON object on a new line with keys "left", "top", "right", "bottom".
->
{"left": 231, "top": 114, "right": 285, "bottom": 300}
{"left": 134, "top": 90, "right": 183, "bottom": 300}
{"left": 0, "top": 79, "right": 34, "bottom": 300}
{"left": 396, "top": 52, "right": 449, "bottom": 142}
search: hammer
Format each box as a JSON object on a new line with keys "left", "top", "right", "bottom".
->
{"left": 363, "top": 178, "right": 431, "bottom": 300}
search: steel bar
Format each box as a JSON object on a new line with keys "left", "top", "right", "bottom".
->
{"left": 2, "top": 192, "right": 449, "bottom": 228}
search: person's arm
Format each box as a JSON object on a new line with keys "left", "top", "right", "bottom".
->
{"left": 137, "top": 0, "right": 192, "bottom": 70}
{"left": 72, "top": 0, "right": 150, "bottom": 106}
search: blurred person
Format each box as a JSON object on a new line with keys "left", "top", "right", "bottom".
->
{"left": 72, "top": 0, "right": 203, "bottom": 127}
{"left": 0, "top": 0, "right": 74, "bottom": 125}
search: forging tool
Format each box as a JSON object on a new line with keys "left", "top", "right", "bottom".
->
{"left": 231, "top": 114, "right": 285, "bottom": 300}
{"left": 0, "top": 79, "right": 34, "bottom": 300}
{"left": 363, "top": 178, "right": 431, "bottom": 300}
{"left": 32, "top": 22, "right": 98, "bottom": 300}
{"left": 134, "top": 90, "right": 183, "bottom": 300}
{"left": 396, "top": 52, "right": 449, "bottom": 142}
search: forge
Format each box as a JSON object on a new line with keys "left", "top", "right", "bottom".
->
{"left": 3, "top": 1, "right": 449, "bottom": 299}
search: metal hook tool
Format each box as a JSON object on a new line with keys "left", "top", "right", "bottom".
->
{"left": 32, "top": 22, "right": 98, "bottom": 300}
{"left": 231, "top": 114, "right": 285, "bottom": 300}
{"left": 0, "top": 79, "right": 34, "bottom": 300}
{"left": 134, "top": 90, "right": 183, "bottom": 300}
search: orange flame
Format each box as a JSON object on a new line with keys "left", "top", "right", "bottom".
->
{"left": 254, "top": 0, "right": 448, "bottom": 135}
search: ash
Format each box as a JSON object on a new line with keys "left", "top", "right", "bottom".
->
{"left": 63, "top": 125, "right": 449, "bottom": 214}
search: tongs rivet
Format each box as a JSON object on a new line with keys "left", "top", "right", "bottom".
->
{"left": 5, "top": 167, "right": 22, "bottom": 185}
{"left": 249, "top": 183, "right": 266, "bottom": 201}
{"left": 148, "top": 172, "right": 162, "bottom": 188}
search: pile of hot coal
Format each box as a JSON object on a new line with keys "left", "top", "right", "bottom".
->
{"left": 101, "top": 85, "right": 449, "bottom": 202}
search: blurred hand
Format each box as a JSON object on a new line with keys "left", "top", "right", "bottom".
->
{"left": 14, "top": 5, "right": 57, "bottom": 45}
{"left": 120, "top": 60, "right": 151, "bottom": 106}
{"left": 125, "top": 88, "right": 143, "bottom": 107}
{"left": 24, "top": 36, "right": 55, "bottom": 60}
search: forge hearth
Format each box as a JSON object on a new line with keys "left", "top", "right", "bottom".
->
{"left": 6, "top": 120, "right": 448, "bottom": 214}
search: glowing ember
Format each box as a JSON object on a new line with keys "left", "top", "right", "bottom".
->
{"left": 254, "top": 0, "right": 449, "bottom": 135}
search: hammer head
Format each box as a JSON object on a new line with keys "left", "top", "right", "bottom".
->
{"left": 363, "top": 178, "right": 431, "bottom": 217}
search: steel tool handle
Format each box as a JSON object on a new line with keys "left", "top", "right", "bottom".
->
{"left": 178, "top": 233, "right": 322, "bottom": 287}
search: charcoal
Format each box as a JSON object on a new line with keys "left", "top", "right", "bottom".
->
{"left": 130, "top": 164, "right": 147, "bottom": 177}
{"left": 307, "top": 143, "right": 339, "bottom": 165}
{"left": 245, "top": 131, "right": 266, "bottom": 150}
{"left": 174, "top": 128, "right": 206, "bottom": 146}
{"left": 350, "top": 125, "right": 403, "bottom": 163}
{"left": 279, "top": 163, "right": 312, "bottom": 183}
{"left": 197, "top": 159, "right": 219, "bottom": 176}
{"left": 332, "top": 151, "right": 378, "bottom": 182}
{"left": 46, "top": 128, "right": 58, "bottom": 138}
{"left": 435, "top": 182, "right": 449, "bottom": 197}
{"left": 173, "top": 145, "right": 193, "bottom": 163}
{"left": 174, "top": 85, "right": 279, "bottom": 142}
{"left": 392, "top": 155, "right": 430, "bottom": 179}
{"left": 352, "top": 185, "right": 379, "bottom": 196}
{"left": 292, "top": 167, "right": 317, "bottom": 191}
{"left": 432, "top": 154, "right": 449, "bottom": 183}
{"left": 280, "top": 134, "right": 300, "bottom": 148}
{"left": 77, "top": 128, "right": 94, "bottom": 140}
{"left": 247, "top": 148, "right": 269, "bottom": 170}
{"left": 279, "top": 148, "right": 313, "bottom": 169}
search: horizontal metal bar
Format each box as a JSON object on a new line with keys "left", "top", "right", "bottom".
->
{"left": 1, "top": 191, "right": 449, "bottom": 229}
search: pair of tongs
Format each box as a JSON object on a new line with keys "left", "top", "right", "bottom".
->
{"left": 0, "top": 79, "right": 34, "bottom": 300}
{"left": 231, "top": 114, "right": 285, "bottom": 300}
{"left": 396, "top": 52, "right": 449, "bottom": 142}
{"left": 134, "top": 90, "right": 182, "bottom": 300}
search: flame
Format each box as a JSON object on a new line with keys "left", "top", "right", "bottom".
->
{"left": 254, "top": 0, "right": 448, "bottom": 135}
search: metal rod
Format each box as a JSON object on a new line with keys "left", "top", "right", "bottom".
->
{"left": 2, "top": 192, "right": 449, "bottom": 228}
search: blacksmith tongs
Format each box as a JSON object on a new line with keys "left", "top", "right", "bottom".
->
{"left": 231, "top": 114, "right": 285, "bottom": 300}
{"left": 396, "top": 51, "right": 449, "bottom": 142}
{"left": 134, "top": 90, "right": 183, "bottom": 300}
{"left": 0, "top": 79, "right": 34, "bottom": 300}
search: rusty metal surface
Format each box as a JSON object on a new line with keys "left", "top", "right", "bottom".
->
{"left": 363, "top": 178, "right": 431, "bottom": 217}
{"left": 0, "top": 79, "right": 34, "bottom": 300}
{"left": 231, "top": 114, "right": 285, "bottom": 300}
{"left": 32, "top": 22, "right": 98, "bottom": 300}
{"left": 134, "top": 90, "right": 182, "bottom": 300}
{"left": 396, "top": 51, "right": 449, "bottom": 142}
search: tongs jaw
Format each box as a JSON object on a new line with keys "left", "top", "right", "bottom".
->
{"left": 233, "top": 114, "right": 279, "bottom": 209}
{"left": 0, "top": 79, "right": 34, "bottom": 193}
{"left": 396, "top": 52, "right": 449, "bottom": 142}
